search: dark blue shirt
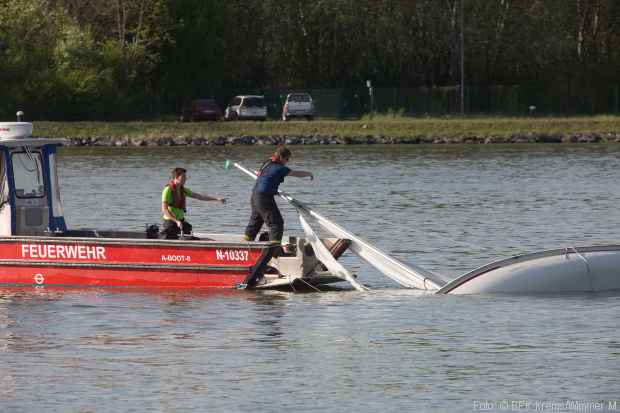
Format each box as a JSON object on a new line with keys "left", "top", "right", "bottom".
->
{"left": 254, "top": 163, "right": 290, "bottom": 195}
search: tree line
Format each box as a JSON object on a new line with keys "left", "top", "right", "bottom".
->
{"left": 0, "top": 0, "right": 619, "bottom": 119}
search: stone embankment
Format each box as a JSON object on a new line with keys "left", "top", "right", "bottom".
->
{"left": 62, "top": 132, "right": 620, "bottom": 146}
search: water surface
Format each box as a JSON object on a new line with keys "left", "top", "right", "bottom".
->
{"left": 1, "top": 144, "right": 619, "bottom": 412}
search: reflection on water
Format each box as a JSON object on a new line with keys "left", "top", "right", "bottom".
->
{"left": 1, "top": 145, "right": 620, "bottom": 411}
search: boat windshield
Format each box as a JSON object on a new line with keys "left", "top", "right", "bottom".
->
{"left": 12, "top": 151, "right": 45, "bottom": 198}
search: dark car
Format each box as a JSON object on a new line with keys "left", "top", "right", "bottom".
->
{"left": 180, "top": 99, "right": 222, "bottom": 122}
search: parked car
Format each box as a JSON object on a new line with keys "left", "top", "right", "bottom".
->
{"left": 180, "top": 99, "right": 222, "bottom": 122}
{"left": 224, "top": 95, "right": 267, "bottom": 121}
{"left": 282, "top": 92, "right": 314, "bottom": 121}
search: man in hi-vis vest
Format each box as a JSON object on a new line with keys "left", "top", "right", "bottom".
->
{"left": 161, "top": 167, "right": 226, "bottom": 239}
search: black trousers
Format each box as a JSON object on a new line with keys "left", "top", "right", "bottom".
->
{"left": 160, "top": 219, "right": 192, "bottom": 239}
{"left": 244, "top": 191, "right": 283, "bottom": 241}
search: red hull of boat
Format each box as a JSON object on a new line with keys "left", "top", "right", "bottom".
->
{"left": 0, "top": 266, "right": 249, "bottom": 288}
{"left": 0, "top": 237, "right": 275, "bottom": 288}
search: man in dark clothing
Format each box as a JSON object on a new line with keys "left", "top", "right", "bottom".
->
{"left": 244, "top": 146, "right": 313, "bottom": 242}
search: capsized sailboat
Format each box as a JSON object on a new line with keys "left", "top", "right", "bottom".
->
{"left": 229, "top": 161, "right": 620, "bottom": 295}
{"left": 436, "top": 245, "right": 620, "bottom": 294}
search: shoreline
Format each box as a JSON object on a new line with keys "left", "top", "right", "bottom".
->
{"left": 57, "top": 132, "right": 620, "bottom": 146}
{"left": 31, "top": 116, "right": 620, "bottom": 146}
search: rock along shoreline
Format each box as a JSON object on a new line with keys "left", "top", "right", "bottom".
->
{"left": 58, "top": 132, "right": 620, "bottom": 147}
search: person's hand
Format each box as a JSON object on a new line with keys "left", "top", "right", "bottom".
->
{"left": 218, "top": 197, "right": 227, "bottom": 204}
{"left": 176, "top": 220, "right": 182, "bottom": 229}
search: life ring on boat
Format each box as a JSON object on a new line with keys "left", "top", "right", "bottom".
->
{"left": 34, "top": 273, "right": 45, "bottom": 285}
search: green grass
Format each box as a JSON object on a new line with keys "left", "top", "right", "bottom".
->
{"left": 34, "top": 115, "right": 620, "bottom": 141}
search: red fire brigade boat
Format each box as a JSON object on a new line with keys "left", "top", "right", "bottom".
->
{"left": 0, "top": 115, "right": 349, "bottom": 289}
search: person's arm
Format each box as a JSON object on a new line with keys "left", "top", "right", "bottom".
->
{"left": 188, "top": 192, "right": 226, "bottom": 203}
{"left": 288, "top": 170, "right": 314, "bottom": 180}
{"left": 184, "top": 186, "right": 226, "bottom": 203}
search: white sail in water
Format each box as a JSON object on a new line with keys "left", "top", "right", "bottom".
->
{"left": 298, "top": 213, "right": 368, "bottom": 291}
{"left": 286, "top": 195, "right": 442, "bottom": 291}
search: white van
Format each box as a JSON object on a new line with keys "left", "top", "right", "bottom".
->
{"left": 225, "top": 95, "right": 267, "bottom": 121}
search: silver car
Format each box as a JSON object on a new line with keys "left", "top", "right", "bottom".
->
{"left": 282, "top": 93, "right": 314, "bottom": 121}
{"left": 225, "top": 95, "right": 267, "bottom": 121}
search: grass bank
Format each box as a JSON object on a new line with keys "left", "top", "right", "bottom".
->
{"left": 34, "top": 115, "right": 620, "bottom": 141}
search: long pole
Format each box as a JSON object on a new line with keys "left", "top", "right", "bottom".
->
{"left": 460, "top": 0, "right": 465, "bottom": 115}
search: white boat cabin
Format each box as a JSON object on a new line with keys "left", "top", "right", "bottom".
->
{"left": 0, "top": 118, "right": 66, "bottom": 237}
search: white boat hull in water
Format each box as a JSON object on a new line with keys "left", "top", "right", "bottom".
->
{"left": 437, "top": 245, "right": 620, "bottom": 294}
